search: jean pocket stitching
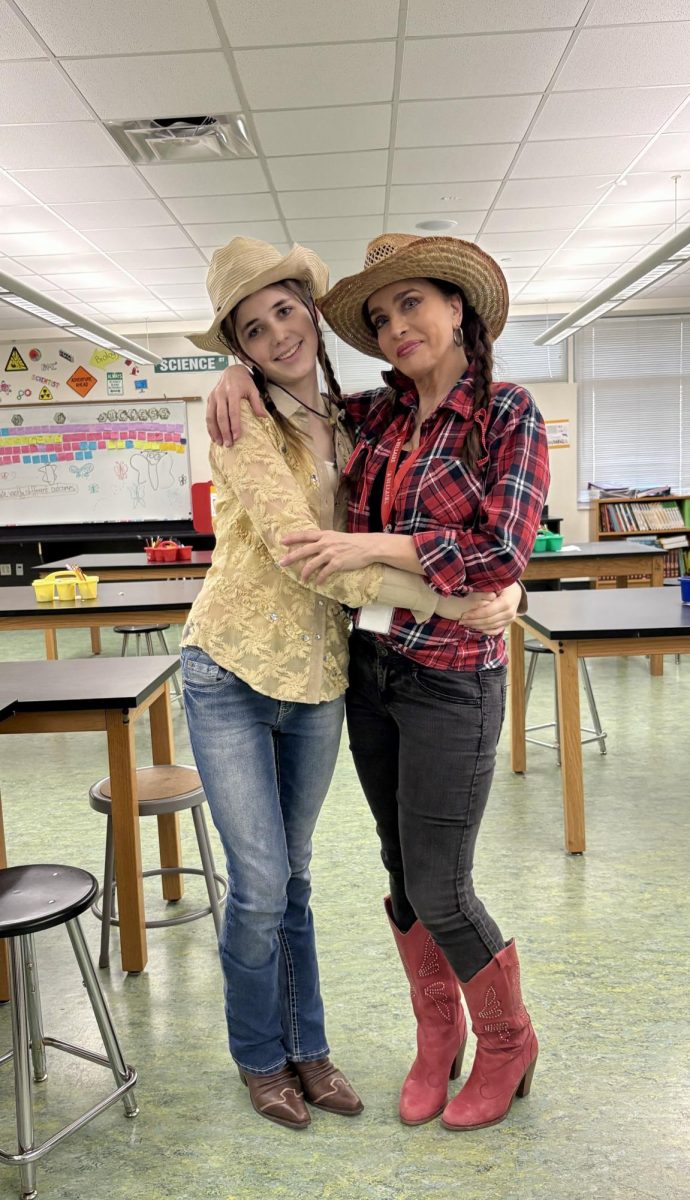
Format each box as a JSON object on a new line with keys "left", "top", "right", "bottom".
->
{"left": 412, "top": 671, "right": 482, "bottom": 705}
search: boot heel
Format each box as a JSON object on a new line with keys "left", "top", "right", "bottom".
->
{"left": 516, "top": 1056, "right": 537, "bottom": 1098}
{"left": 449, "top": 1036, "right": 467, "bottom": 1081}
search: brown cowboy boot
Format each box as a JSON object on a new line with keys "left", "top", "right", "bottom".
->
{"left": 238, "top": 1064, "right": 311, "bottom": 1129}
{"left": 385, "top": 897, "right": 467, "bottom": 1125}
{"left": 292, "top": 1058, "right": 364, "bottom": 1115}
{"left": 442, "top": 939, "right": 538, "bottom": 1131}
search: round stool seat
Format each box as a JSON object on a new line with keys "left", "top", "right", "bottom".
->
{"left": 89, "top": 765, "right": 203, "bottom": 817}
{"left": 0, "top": 865, "right": 98, "bottom": 938}
{"left": 113, "top": 623, "right": 171, "bottom": 635}
{"left": 525, "top": 639, "right": 552, "bottom": 655}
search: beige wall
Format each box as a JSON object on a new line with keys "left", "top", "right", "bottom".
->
{"left": 529, "top": 381, "right": 588, "bottom": 543}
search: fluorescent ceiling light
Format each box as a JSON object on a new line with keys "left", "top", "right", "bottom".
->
{"left": 534, "top": 224, "right": 690, "bottom": 347}
{"left": 0, "top": 270, "right": 161, "bottom": 363}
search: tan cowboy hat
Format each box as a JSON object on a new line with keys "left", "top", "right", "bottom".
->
{"left": 319, "top": 233, "right": 509, "bottom": 360}
{"left": 189, "top": 237, "right": 330, "bottom": 355}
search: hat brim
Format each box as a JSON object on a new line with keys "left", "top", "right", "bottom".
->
{"left": 189, "top": 244, "right": 330, "bottom": 356}
{"left": 319, "top": 237, "right": 509, "bottom": 361}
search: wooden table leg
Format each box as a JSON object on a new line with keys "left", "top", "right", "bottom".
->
{"left": 509, "top": 621, "right": 527, "bottom": 774}
{"left": 90, "top": 628, "right": 102, "bottom": 655}
{"left": 0, "top": 787, "right": 8, "bottom": 1001}
{"left": 649, "top": 557, "right": 664, "bottom": 676}
{"left": 44, "top": 628, "right": 58, "bottom": 660}
{"left": 105, "top": 709, "right": 147, "bottom": 974}
{"left": 149, "top": 683, "right": 184, "bottom": 902}
{"left": 554, "top": 642, "right": 586, "bottom": 854}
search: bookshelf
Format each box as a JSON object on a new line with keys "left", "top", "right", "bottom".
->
{"left": 589, "top": 493, "right": 690, "bottom": 581}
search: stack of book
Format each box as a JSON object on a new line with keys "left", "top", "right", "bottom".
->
{"left": 599, "top": 500, "right": 685, "bottom": 533}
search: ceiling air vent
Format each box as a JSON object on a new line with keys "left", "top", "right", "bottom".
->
{"left": 106, "top": 114, "right": 256, "bottom": 164}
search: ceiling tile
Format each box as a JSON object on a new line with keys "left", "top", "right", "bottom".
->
{"left": 389, "top": 182, "right": 500, "bottom": 212}
{"left": 406, "top": 0, "right": 585, "bottom": 35}
{"left": 235, "top": 42, "right": 396, "bottom": 108}
{"left": 486, "top": 205, "right": 591, "bottom": 233}
{"left": 111, "top": 248, "right": 206, "bottom": 271}
{"left": 297, "top": 239, "right": 371, "bottom": 262}
{"left": 564, "top": 224, "right": 669, "bottom": 248}
{"left": 185, "top": 221, "right": 285, "bottom": 247}
{"left": 392, "top": 213, "right": 483, "bottom": 237}
{"left": 0, "top": 4, "right": 46, "bottom": 59}
{"left": 497, "top": 176, "right": 613, "bottom": 208}
{"left": 396, "top": 95, "right": 540, "bottom": 147}
{"left": 41, "top": 270, "right": 136, "bottom": 290}
{"left": 548, "top": 245, "right": 632, "bottom": 267}
{"left": 254, "top": 104, "right": 391, "bottom": 157}
{"left": 587, "top": 200, "right": 681, "bottom": 229}
{"left": 479, "top": 229, "right": 566, "bottom": 249}
{"left": 15, "top": 0, "right": 221, "bottom": 55}
{"left": 401, "top": 31, "right": 571, "bottom": 99}
{"left": 217, "top": 0, "right": 399, "bottom": 44}
{"left": 392, "top": 144, "right": 516, "bottom": 184}
{"left": 129, "top": 267, "right": 210, "bottom": 285}
{"left": 476, "top": 246, "right": 552, "bottom": 267}
{"left": 62, "top": 52, "right": 240, "bottom": 121}
{"left": 0, "top": 176, "right": 38, "bottom": 206}
{"left": 513, "top": 135, "right": 648, "bottom": 178}
{"left": 86, "top": 226, "right": 193, "bottom": 252}
{"left": 151, "top": 284, "right": 209, "bottom": 299}
{"left": 615, "top": 173, "right": 690, "bottom": 203}
{"left": 586, "top": 0, "right": 690, "bottom": 25}
{"left": 13, "top": 252, "right": 112, "bottom": 274}
{"left": 0, "top": 206, "right": 69, "bottom": 234}
{"left": 0, "top": 61, "right": 90, "bottom": 122}
{"left": 0, "top": 123, "right": 125, "bottom": 170}
{"left": 139, "top": 160, "right": 269, "bottom": 198}
{"left": 286, "top": 216, "right": 383, "bottom": 242}
{"left": 0, "top": 229, "right": 92, "bottom": 256}
{"left": 279, "top": 188, "right": 385, "bottom": 219}
{"left": 635, "top": 132, "right": 690, "bottom": 172}
{"left": 664, "top": 102, "right": 690, "bottom": 134}
{"left": 50, "top": 198, "right": 175, "bottom": 229}
{"left": 12, "top": 166, "right": 151, "bottom": 204}
{"left": 517, "top": 279, "right": 598, "bottom": 299}
{"left": 0, "top": 256, "right": 35, "bottom": 275}
{"left": 269, "top": 150, "right": 387, "bottom": 191}
{"left": 534, "top": 86, "right": 690, "bottom": 143}
{"left": 165, "top": 194, "right": 279, "bottom": 224}
{"left": 556, "top": 22, "right": 690, "bottom": 89}
{"left": 537, "top": 262, "right": 617, "bottom": 279}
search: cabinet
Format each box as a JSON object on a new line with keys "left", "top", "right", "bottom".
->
{"left": 589, "top": 494, "right": 690, "bottom": 580}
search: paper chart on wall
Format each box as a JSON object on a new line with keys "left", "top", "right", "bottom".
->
{"left": 0, "top": 401, "right": 192, "bottom": 525}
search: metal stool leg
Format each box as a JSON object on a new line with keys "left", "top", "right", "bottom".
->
{"left": 156, "top": 630, "right": 182, "bottom": 699}
{"left": 524, "top": 650, "right": 539, "bottom": 712}
{"left": 135, "top": 633, "right": 142, "bottom": 656}
{"left": 98, "top": 817, "right": 116, "bottom": 969}
{"left": 65, "top": 918, "right": 138, "bottom": 1118}
{"left": 191, "top": 804, "right": 223, "bottom": 936}
{"left": 8, "top": 938, "right": 37, "bottom": 1200}
{"left": 144, "top": 632, "right": 155, "bottom": 656}
{"left": 22, "top": 936, "right": 47, "bottom": 1083}
{"left": 120, "top": 632, "right": 130, "bottom": 657}
{"left": 580, "top": 659, "right": 607, "bottom": 756}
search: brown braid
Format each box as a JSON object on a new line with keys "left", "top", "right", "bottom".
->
{"left": 426, "top": 280, "right": 493, "bottom": 471}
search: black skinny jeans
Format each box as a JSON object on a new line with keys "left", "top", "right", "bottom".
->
{"left": 346, "top": 631, "right": 507, "bottom": 982}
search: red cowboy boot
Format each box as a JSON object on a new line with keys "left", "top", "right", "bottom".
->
{"left": 441, "top": 939, "right": 538, "bottom": 1131}
{"left": 385, "top": 897, "right": 467, "bottom": 1125}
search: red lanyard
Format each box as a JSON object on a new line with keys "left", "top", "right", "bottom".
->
{"left": 380, "top": 410, "right": 442, "bottom": 530}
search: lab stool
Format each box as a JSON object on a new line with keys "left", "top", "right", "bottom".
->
{"left": 88, "top": 765, "right": 226, "bottom": 969}
{"left": 113, "top": 624, "right": 182, "bottom": 700}
{"left": 0, "top": 864, "right": 138, "bottom": 1200}
{"left": 524, "top": 640, "right": 607, "bottom": 763}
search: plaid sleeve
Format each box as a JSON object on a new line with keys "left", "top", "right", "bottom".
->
{"left": 412, "top": 391, "right": 550, "bottom": 594}
{"left": 343, "top": 388, "right": 389, "bottom": 435}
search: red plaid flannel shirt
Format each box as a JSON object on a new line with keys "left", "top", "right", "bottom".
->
{"left": 342, "top": 366, "right": 550, "bottom": 671}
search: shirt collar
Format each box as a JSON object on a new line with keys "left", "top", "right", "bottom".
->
{"left": 266, "top": 381, "right": 302, "bottom": 420}
{"left": 382, "top": 363, "right": 477, "bottom": 419}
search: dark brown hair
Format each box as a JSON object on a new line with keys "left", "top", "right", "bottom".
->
{"left": 364, "top": 278, "right": 494, "bottom": 471}
{"left": 218, "top": 279, "right": 343, "bottom": 468}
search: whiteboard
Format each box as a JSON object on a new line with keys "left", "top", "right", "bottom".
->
{"left": 0, "top": 401, "right": 192, "bottom": 525}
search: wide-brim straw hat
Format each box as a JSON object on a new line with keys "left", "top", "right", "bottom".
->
{"left": 319, "top": 233, "right": 509, "bottom": 360}
{"left": 189, "top": 237, "right": 330, "bottom": 355}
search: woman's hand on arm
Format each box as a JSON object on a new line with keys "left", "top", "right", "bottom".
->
{"left": 206, "top": 364, "right": 268, "bottom": 447}
{"left": 280, "top": 530, "right": 377, "bottom": 584}
{"left": 458, "top": 580, "right": 523, "bottom": 635}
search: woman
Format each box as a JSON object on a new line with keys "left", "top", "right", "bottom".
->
{"left": 207, "top": 233, "right": 550, "bottom": 1132}
{"left": 181, "top": 236, "right": 520, "bottom": 1131}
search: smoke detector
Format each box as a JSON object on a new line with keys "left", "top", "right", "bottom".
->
{"left": 106, "top": 114, "right": 256, "bottom": 164}
{"left": 416, "top": 219, "right": 458, "bottom": 231}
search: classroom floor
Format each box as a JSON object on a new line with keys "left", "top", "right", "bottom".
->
{"left": 0, "top": 626, "right": 688, "bottom": 1200}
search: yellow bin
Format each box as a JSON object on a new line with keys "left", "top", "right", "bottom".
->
{"left": 31, "top": 570, "right": 99, "bottom": 603}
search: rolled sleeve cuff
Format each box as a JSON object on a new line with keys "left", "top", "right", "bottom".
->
{"left": 412, "top": 531, "right": 468, "bottom": 596}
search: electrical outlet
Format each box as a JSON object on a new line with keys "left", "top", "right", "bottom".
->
{"left": 0, "top": 563, "right": 11, "bottom": 576}
{"left": 15, "top": 563, "right": 23, "bottom": 575}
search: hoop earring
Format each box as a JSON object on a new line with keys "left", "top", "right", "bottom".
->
{"left": 453, "top": 326, "right": 464, "bottom": 347}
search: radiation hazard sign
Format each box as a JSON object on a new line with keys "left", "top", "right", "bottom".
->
{"left": 5, "top": 346, "right": 28, "bottom": 371}
{"left": 67, "top": 366, "right": 97, "bottom": 397}
{"left": 39, "top": 386, "right": 53, "bottom": 402}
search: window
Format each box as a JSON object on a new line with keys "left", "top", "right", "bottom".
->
{"left": 575, "top": 315, "right": 690, "bottom": 502}
{"left": 322, "top": 330, "right": 386, "bottom": 394}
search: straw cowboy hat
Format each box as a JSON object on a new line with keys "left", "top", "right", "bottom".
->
{"left": 319, "top": 233, "right": 509, "bottom": 360}
{"left": 189, "top": 237, "right": 329, "bottom": 355}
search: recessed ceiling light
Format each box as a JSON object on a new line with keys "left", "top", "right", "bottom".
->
{"left": 416, "top": 219, "right": 457, "bottom": 231}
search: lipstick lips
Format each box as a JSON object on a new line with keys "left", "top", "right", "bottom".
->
{"left": 274, "top": 339, "right": 303, "bottom": 363}
{"left": 396, "top": 340, "right": 421, "bottom": 359}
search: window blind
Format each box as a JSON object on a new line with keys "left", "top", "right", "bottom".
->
{"left": 575, "top": 314, "right": 690, "bottom": 502}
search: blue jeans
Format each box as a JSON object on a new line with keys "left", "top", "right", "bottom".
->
{"left": 181, "top": 646, "right": 345, "bottom": 1074}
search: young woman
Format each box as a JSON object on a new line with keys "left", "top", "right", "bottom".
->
{"left": 181, "top": 236, "right": 520, "bottom": 1131}
{"left": 206, "top": 233, "right": 550, "bottom": 1133}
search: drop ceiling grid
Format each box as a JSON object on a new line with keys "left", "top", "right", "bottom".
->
{"left": 0, "top": 0, "right": 686, "bottom": 331}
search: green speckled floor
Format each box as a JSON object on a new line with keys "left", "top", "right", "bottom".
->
{"left": 0, "top": 627, "right": 688, "bottom": 1200}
